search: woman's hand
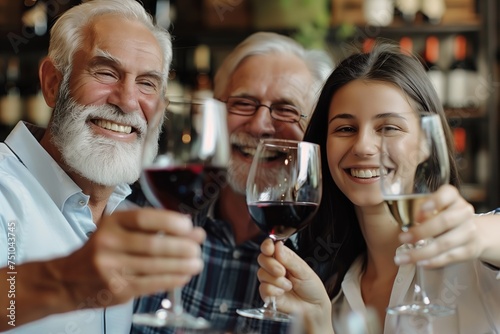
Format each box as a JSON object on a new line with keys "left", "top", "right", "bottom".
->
{"left": 258, "top": 238, "right": 334, "bottom": 334}
{"left": 394, "top": 184, "right": 500, "bottom": 268}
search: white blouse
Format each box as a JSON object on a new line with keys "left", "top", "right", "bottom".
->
{"left": 332, "top": 252, "right": 500, "bottom": 334}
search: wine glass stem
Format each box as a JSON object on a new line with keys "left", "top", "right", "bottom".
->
{"left": 414, "top": 263, "right": 431, "bottom": 305}
{"left": 263, "top": 296, "right": 277, "bottom": 312}
{"left": 170, "top": 287, "right": 184, "bottom": 315}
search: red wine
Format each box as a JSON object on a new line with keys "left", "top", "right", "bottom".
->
{"left": 248, "top": 201, "right": 319, "bottom": 241}
{"left": 142, "top": 165, "right": 227, "bottom": 215}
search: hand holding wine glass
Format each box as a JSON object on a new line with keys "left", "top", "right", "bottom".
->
{"left": 380, "top": 112, "right": 456, "bottom": 324}
{"left": 133, "top": 97, "right": 229, "bottom": 329}
{"left": 237, "top": 139, "right": 322, "bottom": 322}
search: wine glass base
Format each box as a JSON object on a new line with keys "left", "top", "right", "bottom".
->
{"left": 133, "top": 310, "right": 211, "bottom": 329}
{"left": 387, "top": 303, "right": 456, "bottom": 317}
{"left": 236, "top": 307, "right": 291, "bottom": 323}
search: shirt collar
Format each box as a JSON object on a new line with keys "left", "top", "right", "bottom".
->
{"left": 5, "top": 121, "right": 131, "bottom": 211}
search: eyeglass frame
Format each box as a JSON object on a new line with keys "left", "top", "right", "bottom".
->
{"left": 221, "top": 96, "right": 307, "bottom": 123}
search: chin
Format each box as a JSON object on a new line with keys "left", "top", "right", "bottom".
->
{"left": 349, "top": 195, "right": 384, "bottom": 208}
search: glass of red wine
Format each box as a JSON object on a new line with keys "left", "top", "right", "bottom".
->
{"left": 236, "top": 139, "right": 322, "bottom": 322}
{"left": 132, "top": 97, "right": 229, "bottom": 329}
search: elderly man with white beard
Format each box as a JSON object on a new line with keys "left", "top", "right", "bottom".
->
{"left": 0, "top": 1, "right": 205, "bottom": 333}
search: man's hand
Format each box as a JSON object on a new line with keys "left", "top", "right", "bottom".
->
{"left": 1, "top": 208, "right": 205, "bottom": 330}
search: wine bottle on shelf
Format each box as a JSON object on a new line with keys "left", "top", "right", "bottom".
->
{"left": 166, "top": 70, "right": 185, "bottom": 98}
{"left": 423, "top": 36, "right": 445, "bottom": 104}
{"left": 363, "top": 0, "right": 394, "bottom": 27}
{"left": 399, "top": 36, "right": 413, "bottom": 55}
{"left": 421, "top": 0, "right": 445, "bottom": 25}
{"left": 452, "top": 127, "right": 472, "bottom": 183}
{"left": 446, "top": 35, "right": 479, "bottom": 109}
{"left": 192, "top": 44, "right": 213, "bottom": 98}
{"left": 475, "top": 146, "right": 489, "bottom": 185}
{"left": 0, "top": 57, "right": 23, "bottom": 127}
{"left": 395, "top": 0, "right": 419, "bottom": 23}
{"left": 363, "top": 38, "right": 375, "bottom": 53}
{"left": 26, "top": 86, "right": 52, "bottom": 127}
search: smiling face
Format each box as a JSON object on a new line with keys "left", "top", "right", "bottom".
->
{"left": 50, "top": 14, "right": 166, "bottom": 186}
{"left": 221, "top": 53, "right": 314, "bottom": 194}
{"left": 326, "top": 79, "right": 420, "bottom": 207}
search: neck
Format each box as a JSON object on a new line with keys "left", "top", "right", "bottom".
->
{"left": 355, "top": 203, "right": 401, "bottom": 274}
{"left": 40, "top": 131, "right": 114, "bottom": 224}
{"left": 218, "top": 186, "right": 261, "bottom": 245}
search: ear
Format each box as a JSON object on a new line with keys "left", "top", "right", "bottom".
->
{"left": 39, "top": 57, "right": 63, "bottom": 108}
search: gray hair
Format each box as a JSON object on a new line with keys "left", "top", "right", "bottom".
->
{"left": 214, "top": 32, "right": 333, "bottom": 107}
{"left": 48, "top": 0, "right": 172, "bottom": 95}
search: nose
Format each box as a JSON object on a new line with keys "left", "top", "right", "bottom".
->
{"left": 352, "top": 129, "right": 379, "bottom": 157}
{"left": 107, "top": 77, "right": 140, "bottom": 113}
{"left": 246, "top": 106, "right": 276, "bottom": 138}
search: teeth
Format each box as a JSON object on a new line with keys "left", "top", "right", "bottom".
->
{"left": 94, "top": 119, "right": 132, "bottom": 134}
{"left": 238, "top": 146, "right": 278, "bottom": 159}
{"left": 350, "top": 168, "right": 383, "bottom": 179}
{"left": 240, "top": 147, "right": 257, "bottom": 156}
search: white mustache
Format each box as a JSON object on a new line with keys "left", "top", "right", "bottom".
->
{"left": 230, "top": 132, "right": 262, "bottom": 148}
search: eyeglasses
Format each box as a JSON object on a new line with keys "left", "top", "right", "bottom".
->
{"left": 223, "top": 96, "right": 306, "bottom": 123}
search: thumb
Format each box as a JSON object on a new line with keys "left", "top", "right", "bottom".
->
{"left": 260, "top": 238, "right": 276, "bottom": 256}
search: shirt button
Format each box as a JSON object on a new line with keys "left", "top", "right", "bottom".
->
{"left": 396, "top": 276, "right": 403, "bottom": 284}
{"left": 78, "top": 200, "right": 86, "bottom": 206}
{"left": 232, "top": 250, "right": 241, "bottom": 259}
{"left": 219, "top": 303, "right": 228, "bottom": 313}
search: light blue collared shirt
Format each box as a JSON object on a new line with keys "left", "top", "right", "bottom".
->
{"left": 0, "top": 122, "right": 133, "bottom": 333}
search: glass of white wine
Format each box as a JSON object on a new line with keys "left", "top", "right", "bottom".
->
{"left": 380, "top": 111, "right": 456, "bottom": 324}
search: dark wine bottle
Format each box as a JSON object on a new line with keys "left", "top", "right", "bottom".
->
{"left": 452, "top": 127, "right": 472, "bottom": 182}
{"left": 423, "top": 36, "right": 445, "bottom": 104}
{"left": 446, "top": 35, "right": 479, "bottom": 109}
{"left": 193, "top": 44, "right": 213, "bottom": 98}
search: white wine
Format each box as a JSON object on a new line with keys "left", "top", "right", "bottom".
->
{"left": 384, "top": 194, "right": 430, "bottom": 231}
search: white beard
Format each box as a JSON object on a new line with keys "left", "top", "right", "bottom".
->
{"left": 226, "top": 132, "right": 258, "bottom": 195}
{"left": 50, "top": 85, "right": 161, "bottom": 187}
{"left": 227, "top": 155, "right": 249, "bottom": 195}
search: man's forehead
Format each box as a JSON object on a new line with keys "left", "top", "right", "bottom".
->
{"left": 228, "top": 56, "right": 313, "bottom": 104}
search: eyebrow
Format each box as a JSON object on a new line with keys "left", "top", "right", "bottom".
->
{"left": 91, "top": 49, "right": 164, "bottom": 83}
{"left": 231, "top": 93, "right": 299, "bottom": 107}
{"left": 328, "top": 112, "right": 408, "bottom": 124}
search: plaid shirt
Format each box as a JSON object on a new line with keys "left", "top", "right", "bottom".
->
{"left": 130, "top": 193, "right": 290, "bottom": 334}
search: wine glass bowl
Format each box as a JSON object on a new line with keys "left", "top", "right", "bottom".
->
{"left": 246, "top": 139, "right": 322, "bottom": 241}
{"left": 133, "top": 97, "right": 230, "bottom": 329}
{"left": 141, "top": 97, "right": 229, "bottom": 215}
{"left": 380, "top": 112, "right": 455, "bottom": 320}
{"left": 237, "top": 139, "right": 322, "bottom": 322}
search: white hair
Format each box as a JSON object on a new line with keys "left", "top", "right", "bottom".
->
{"left": 48, "top": 0, "right": 172, "bottom": 95}
{"left": 214, "top": 32, "right": 333, "bottom": 105}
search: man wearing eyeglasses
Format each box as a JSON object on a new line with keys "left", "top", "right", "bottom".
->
{"left": 132, "top": 32, "right": 333, "bottom": 333}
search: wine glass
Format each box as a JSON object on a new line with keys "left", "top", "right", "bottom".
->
{"left": 236, "top": 139, "right": 322, "bottom": 322}
{"left": 380, "top": 112, "right": 456, "bottom": 322}
{"left": 132, "top": 97, "right": 230, "bottom": 329}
